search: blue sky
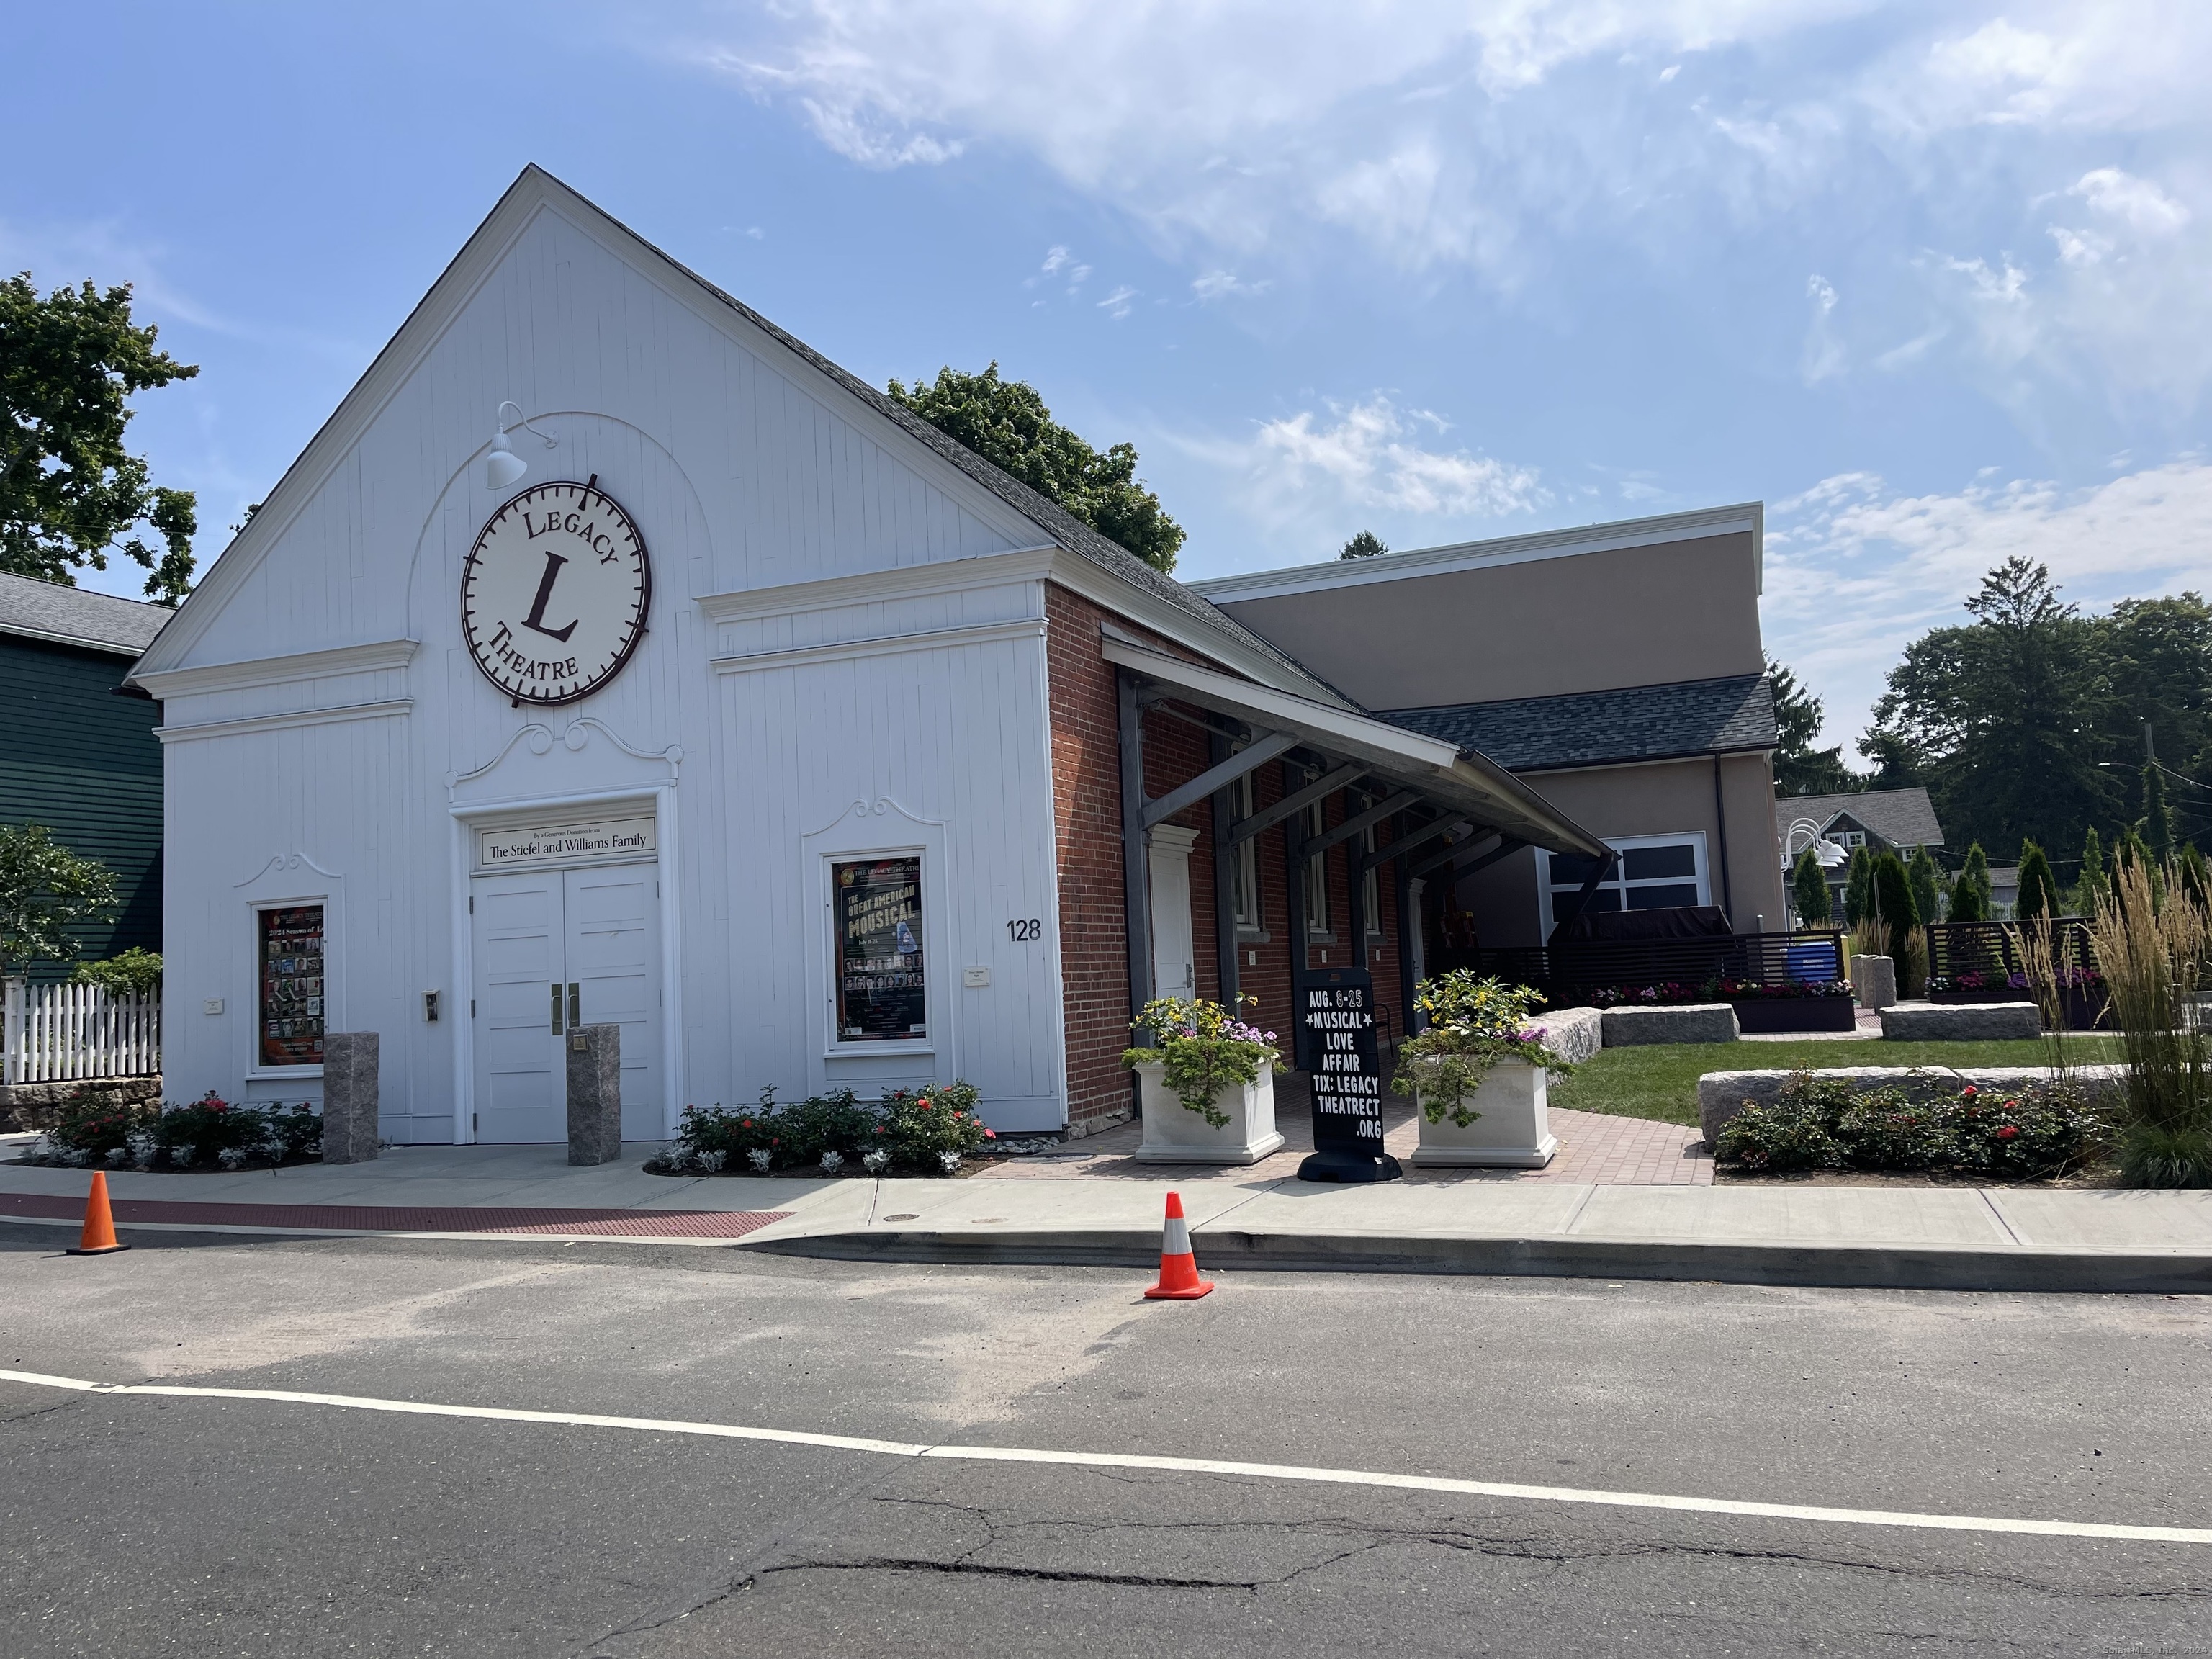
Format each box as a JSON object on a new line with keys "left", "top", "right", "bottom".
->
{"left": 9, "top": 2, "right": 2210, "bottom": 749}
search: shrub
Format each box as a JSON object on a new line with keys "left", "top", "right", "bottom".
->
{"left": 69, "top": 948, "right": 163, "bottom": 996}
{"left": 43, "top": 1087, "right": 162, "bottom": 1161}
{"left": 1716, "top": 1072, "right": 2100, "bottom": 1179}
{"left": 666, "top": 1082, "right": 992, "bottom": 1175}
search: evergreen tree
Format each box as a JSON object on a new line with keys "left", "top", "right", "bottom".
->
{"left": 2015, "top": 840, "right": 2060, "bottom": 920}
{"left": 1843, "top": 845, "right": 1874, "bottom": 926}
{"left": 1907, "top": 846, "right": 1942, "bottom": 929}
{"left": 1949, "top": 843, "right": 1992, "bottom": 921}
{"left": 2078, "top": 827, "right": 2108, "bottom": 912}
{"left": 1768, "top": 657, "right": 1861, "bottom": 795}
{"left": 1339, "top": 530, "right": 1388, "bottom": 560}
{"left": 1791, "top": 846, "right": 1833, "bottom": 925}
{"left": 2177, "top": 843, "right": 2211, "bottom": 914}
{"left": 2141, "top": 762, "right": 2175, "bottom": 861}
{"left": 2116, "top": 827, "right": 2164, "bottom": 908}
{"left": 1874, "top": 851, "right": 1919, "bottom": 930}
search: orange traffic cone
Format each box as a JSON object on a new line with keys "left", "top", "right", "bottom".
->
{"left": 68, "top": 1172, "right": 130, "bottom": 1257}
{"left": 1143, "top": 1191, "right": 1213, "bottom": 1300}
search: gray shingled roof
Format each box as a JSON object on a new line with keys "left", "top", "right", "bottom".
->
{"left": 1379, "top": 674, "right": 1776, "bottom": 773}
{"left": 0, "top": 571, "right": 170, "bottom": 655}
{"left": 589, "top": 193, "right": 1358, "bottom": 712}
{"left": 1775, "top": 787, "right": 1945, "bottom": 850}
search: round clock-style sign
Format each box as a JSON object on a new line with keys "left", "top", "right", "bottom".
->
{"left": 461, "top": 478, "right": 651, "bottom": 705}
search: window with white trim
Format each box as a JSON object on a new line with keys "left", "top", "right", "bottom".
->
{"left": 1228, "top": 769, "right": 1262, "bottom": 932}
{"left": 1302, "top": 800, "right": 1329, "bottom": 935}
{"left": 1539, "top": 833, "right": 1710, "bottom": 931}
{"left": 255, "top": 903, "right": 327, "bottom": 1068}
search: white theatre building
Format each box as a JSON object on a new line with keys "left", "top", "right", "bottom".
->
{"left": 130, "top": 167, "right": 1602, "bottom": 1145}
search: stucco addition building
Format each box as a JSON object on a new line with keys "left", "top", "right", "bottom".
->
{"left": 1192, "top": 511, "right": 1791, "bottom": 951}
{"left": 129, "top": 167, "right": 1606, "bottom": 1145}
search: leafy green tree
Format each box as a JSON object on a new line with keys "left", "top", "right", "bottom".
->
{"left": 2077, "top": 827, "right": 2109, "bottom": 914}
{"left": 1791, "top": 846, "right": 1833, "bottom": 925}
{"left": 0, "top": 824, "right": 118, "bottom": 974}
{"left": 887, "top": 363, "right": 1184, "bottom": 573}
{"left": 1856, "top": 729, "right": 1928, "bottom": 789}
{"left": 1843, "top": 845, "right": 1874, "bottom": 926}
{"left": 1907, "top": 846, "right": 1943, "bottom": 927}
{"left": 2015, "top": 840, "right": 2060, "bottom": 920}
{"left": 1, "top": 276, "right": 199, "bottom": 603}
{"left": 2096, "top": 595, "right": 2212, "bottom": 822}
{"left": 1873, "top": 851, "right": 1920, "bottom": 932}
{"left": 1768, "top": 657, "right": 1861, "bottom": 795}
{"left": 1948, "top": 842, "right": 1992, "bottom": 922}
{"left": 1866, "top": 558, "right": 2116, "bottom": 857}
{"left": 1339, "top": 530, "right": 1388, "bottom": 560}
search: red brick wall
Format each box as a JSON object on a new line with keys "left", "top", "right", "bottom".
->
{"left": 1043, "top": 581, "right": 1411, "bottom": 1130}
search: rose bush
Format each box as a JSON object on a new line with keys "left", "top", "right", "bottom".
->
{"left": 660, "top": 1082, "right": 992, "bottom": 1176}
{"left": 1716, "top": 1073, "right": 2100, "bottom": 1178}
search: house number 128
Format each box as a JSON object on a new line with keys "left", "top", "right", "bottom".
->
{"left": 1007, "top": 918, "right": 1042, "bottom": 942}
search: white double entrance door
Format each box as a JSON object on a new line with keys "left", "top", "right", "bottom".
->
{"left": 471, "top": 864, "right": 661, "bottom": 1143}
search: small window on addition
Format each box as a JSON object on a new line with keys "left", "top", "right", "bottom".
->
{"left": 833, "top": 856, "right": 926, "bottom": 1042}
{"left": 257, "top": 904, "right": 326, "bottom": 1067}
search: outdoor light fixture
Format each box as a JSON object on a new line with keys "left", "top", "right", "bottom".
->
{"left": 485, "top": 401, "right": 556, "bottom": 489}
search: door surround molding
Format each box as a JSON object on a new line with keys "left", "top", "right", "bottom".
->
{"left": 448, "top": 784, "right": 680, "bottom": 1143}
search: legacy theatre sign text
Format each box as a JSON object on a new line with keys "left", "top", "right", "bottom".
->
{"left": 477, "top": 816, "right": 657, "bottom": 871}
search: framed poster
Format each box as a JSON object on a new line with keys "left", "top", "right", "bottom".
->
{"left": 833, "top": 857, "right": 927, "bottom": 1043}
{"left": 257, "top": 904, "right": 327, "bottom": 1067}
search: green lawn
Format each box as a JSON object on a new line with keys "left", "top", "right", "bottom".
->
{"left": 1550, "top": 1038, "right": 2126, "bottom": 1127}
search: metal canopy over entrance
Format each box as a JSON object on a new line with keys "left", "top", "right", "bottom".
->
{"left": 1103, "top": 631, "right": 1614, "bottom": 1047}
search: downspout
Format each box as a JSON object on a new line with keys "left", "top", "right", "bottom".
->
{"left": 1712, "top": 753, "right": 1734, "bottom": 925}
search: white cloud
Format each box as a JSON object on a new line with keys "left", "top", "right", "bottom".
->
{"left": 1764, "top": 459, "right": 2212, "bottom": 746}
{"left": 1190, "top": 395, "right": 1545, "bottom": 531}
{"left": 1192, "top": 269, "right": 1269, "bottom": 300}
{"left": 1097, "top": 284, "right": 1138, "bottom": 319}
{"left": 1802, "top": 272, "right": 1843, "bottom": 382}
{"left": 2072, "top": 166, "right": 2190, "bottom": 233}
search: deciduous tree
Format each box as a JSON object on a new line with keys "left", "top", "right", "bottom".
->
{"left": 0, "top": 824, "right": 118, "bottom": 974}
{"left": 888, "top": 364, "right": 1184, "bottom": 573}
{"left": 1, "top": 276, "right": 199, "bottom": 603}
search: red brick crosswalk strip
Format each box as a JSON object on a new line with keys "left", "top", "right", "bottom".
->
{"left": 0, "top": 1191, "right": 787, "bottom": 1240}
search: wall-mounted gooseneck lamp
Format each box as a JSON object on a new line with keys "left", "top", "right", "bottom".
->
{"left": 485, "top": 401, "right": 557, "bottom": 489}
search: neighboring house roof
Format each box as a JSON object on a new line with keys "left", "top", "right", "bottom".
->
{"left": 0, "top": 572, "right": 171, "bottom": 656}
{"left": 1775, "top": 787, "right": 1945, "bottom": 850}
{"left": 1379, "top": 674, "right": 1776, "bottom": 773}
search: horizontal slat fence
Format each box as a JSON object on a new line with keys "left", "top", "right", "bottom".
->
{"left": 1460, "top": 930, "right": 1845, "bottom": 1000}
{"left": 1925, "top": 920, "right": 2098, "bottom": 983}
{"left": 2, "top": 979, "right": 161, "bottom": 1084}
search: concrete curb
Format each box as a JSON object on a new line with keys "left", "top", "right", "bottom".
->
{"left": 742, "top": 1226, "right": 2212, "bottom": 1294}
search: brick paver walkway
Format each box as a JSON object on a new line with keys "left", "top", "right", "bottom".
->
{"left": 978, "top": 1074, "right": 1712, "bottom": 1185}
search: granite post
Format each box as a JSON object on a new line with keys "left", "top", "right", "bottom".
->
{"left": 566, "top": 1024, "right": 623, "bottom": 1165}
{"left": 320, "top": 1032, "right": 380, "bottom": 1164}
{"left": 1852, "top": 953, "right": 1898, "bottom": 1010}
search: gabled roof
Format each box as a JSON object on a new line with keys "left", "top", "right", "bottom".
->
{"left": 130, "top": 166, "right": 1348, "bottom": 709}
{"left": 1775, "top": 787, "right": 1945, "bottom": 850}
{"left": 1378, "top": 674, "right": 1776, "bottom": 773}
{"left": 0, "top": 571, "right": 170, "bottom": 655}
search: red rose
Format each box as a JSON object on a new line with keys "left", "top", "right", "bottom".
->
{"left": 983, "top": 1129, "right": 997, "bottom": 1139}
{"left": 1961, "top": 1086, "right": 1977, "bottom": 1097}
{"left": 1996, "top": 1125, "right": 2020, "bottom": 1141}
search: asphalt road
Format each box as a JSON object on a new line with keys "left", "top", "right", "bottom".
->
{"left": 5, "top": 1222, "right": 2212, "bottom": 1657}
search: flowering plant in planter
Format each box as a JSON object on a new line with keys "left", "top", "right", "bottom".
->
{"left": 1122, "top": 996, "right": 1278, "bottom": 1130}
{"left": 1393, "top": 972, "right": 1564, "bottom": 1128}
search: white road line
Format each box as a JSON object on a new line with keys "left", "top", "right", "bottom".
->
{"left": 4, "top": 1367, "right": 2205, "bottom": 1547}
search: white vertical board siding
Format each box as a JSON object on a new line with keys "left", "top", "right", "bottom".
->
{"left": 152, "top": 194, "right": 1071, "bottom": 1138}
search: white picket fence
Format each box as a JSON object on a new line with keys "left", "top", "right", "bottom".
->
{"left": 2, "top": 979, "right": 162, "bottom": 1084}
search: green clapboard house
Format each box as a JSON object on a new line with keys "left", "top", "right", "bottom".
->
{"left": 0, "top": 572, "right": 171, "bottom": 981}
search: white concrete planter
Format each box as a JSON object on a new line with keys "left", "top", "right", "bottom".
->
{"left": 1131, "top": 1061, "right": 1284, "bottom": 1164}
{"left": 1409, "top": 1058, "right": 1557, "bottom": 1169}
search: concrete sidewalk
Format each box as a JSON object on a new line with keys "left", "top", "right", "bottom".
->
{"left": 6, "top": 1140, "right": 2212, "bottom": 1293}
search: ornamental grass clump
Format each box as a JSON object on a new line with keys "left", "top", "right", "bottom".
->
{"left": 1391, "top": 972, "right": 1563, "bottom": 1129}
{"left": 1122, "top": 996, "right": 1278, "bottom": 1130}
{"left": 2090, "top": 861, "right": 2212, "bottom": 1187}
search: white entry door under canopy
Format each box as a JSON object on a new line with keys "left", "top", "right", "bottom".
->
{"left": 470, "top": 861, "right": 660, "bottom": 1143}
